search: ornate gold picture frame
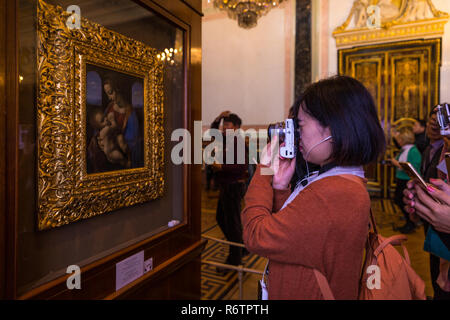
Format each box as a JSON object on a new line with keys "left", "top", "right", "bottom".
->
{"left": 37, "top": 0, "right": 164, "bottom": 230}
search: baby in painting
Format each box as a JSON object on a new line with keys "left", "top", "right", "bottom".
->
{"left": 98, "top": 111, "right": 130, "bottom": 167}
{"left": 90, "top": 109, "right": 130, "bottom": 168}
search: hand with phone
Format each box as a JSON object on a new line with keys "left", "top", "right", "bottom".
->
{"left": 403, "top": 179, "right": 450, "bottom": 233}
{"left": 390, "top": 158, "right": 401, "bottom": 169}
{"left": 399, "top": 162, "right": 431, "bottom": 193}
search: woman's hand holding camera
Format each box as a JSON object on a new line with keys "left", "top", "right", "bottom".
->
{"left": 403, "top": 179, "right": 450, "bottom": 233}
{"left": 215, "top": 111, "right": 231, "bottom": 123}
{"left": 260, "top": 135, "right": 296, "bottom": 190}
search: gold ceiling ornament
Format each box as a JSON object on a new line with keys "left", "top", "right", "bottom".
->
{"left": 213, "top": 0, "right": 285, "bottom": 29}
{"left": 333, "top": 0, "right": 449, "bottom": 49}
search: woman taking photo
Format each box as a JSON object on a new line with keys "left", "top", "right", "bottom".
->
{"left": 241, "top": 76, "right": 386, "bottom": 300}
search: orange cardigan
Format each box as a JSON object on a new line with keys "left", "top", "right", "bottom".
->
{"left": 241, "top": 165, "right": 370, "bottom": 300}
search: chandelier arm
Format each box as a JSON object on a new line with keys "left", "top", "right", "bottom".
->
{"left": 213, "top": 0, "right": 285, "bottom": 29}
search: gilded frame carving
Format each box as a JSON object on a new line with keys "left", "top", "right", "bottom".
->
{"left": 37, "top": 0, "right": 165, "bottom": 230}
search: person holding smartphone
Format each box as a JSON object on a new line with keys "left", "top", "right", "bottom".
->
{"left": 241, "top": 76, "right": 386, "bottom": 300}
{"left": 403, "top": 106, "right": 450, "bottom": 300}
{"left": 403, "top": 179, "right": 450, "bottom": 235}
{"left": 403, "top": 179, "right": 450, "bottom": 298}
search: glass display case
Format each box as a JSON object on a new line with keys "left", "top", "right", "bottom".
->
{"left": 1, "top": 0, "right": 203, "bottom": 299}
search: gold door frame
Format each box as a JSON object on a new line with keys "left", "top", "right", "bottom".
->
{"left": 350, "top": 57, "right": 384, "bottom": 189}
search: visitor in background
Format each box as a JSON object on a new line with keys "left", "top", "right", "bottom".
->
{"left": 405, "top": 107, "right": 450, "bottom": 300}
{"left": 390, "top": 127, "right": 422, "bottom": 234}
{"left": 211, "top": 111, "right": 248, "bottom": 272}
{"left": 421, "top": 110, "right": 444, "bottom": 186}
{"left": 403, "top": 178, "right": 450, "bottom": 299}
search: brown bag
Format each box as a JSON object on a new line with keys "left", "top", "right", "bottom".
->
{"left": 314, "top": 209, "right": 427, "bottom": 300}
{"left": 313, "top": 175, "right": 426, "bottom": 300}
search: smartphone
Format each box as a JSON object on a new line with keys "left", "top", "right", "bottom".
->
{"left": 399, "top": 162, "right": 442, "bottom": 204}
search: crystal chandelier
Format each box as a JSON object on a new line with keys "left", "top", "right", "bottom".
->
{"left": 213, "top": 0, "right": 285, "bottom": 29}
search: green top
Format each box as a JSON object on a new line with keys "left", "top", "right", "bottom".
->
{"left": 396, "top": 145, "right": 422, "bottom": 181}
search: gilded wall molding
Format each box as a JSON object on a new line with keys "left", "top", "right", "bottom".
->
{"left": 333, "top": 0, "right": 449, "bottom": 48}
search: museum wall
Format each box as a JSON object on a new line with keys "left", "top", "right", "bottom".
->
{"left": 201, "top": 0, "right": 296, "bottom": 126}
{"left": 313, "top": 0, "right": 450, "bottom": 105}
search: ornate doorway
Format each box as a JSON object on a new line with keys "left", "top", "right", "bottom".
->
{"left": 339, "top": 38, "right": 441, "bottom": 197}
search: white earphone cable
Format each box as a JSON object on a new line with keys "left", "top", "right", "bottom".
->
{"left": 303, "top": 136, "right": 332, "bottom": 181}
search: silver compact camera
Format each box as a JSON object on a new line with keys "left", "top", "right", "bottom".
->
{"left": 267, "top": 119, "right": 299, "bottom": 159}
{"left": 437, "top": 104, "right": 450, "bottom": 136}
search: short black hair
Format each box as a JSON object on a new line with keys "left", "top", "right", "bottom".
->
{"left": 429, "top": 103, "right": 450, "bottom": 117}
{"left": 293, "top": 75, "right": 386, "bottom": 166}
{"left": 224, "top": 113, "right": 242, "bottom": 128}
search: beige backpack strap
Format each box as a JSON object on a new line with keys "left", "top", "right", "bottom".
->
{"left": 374, "top": 235, "right": 408, "bottom": 256}
{"left": 313, "top": 269, "right": 335, "bottom": 300}
{"left": 372, "top": 235, "right": 411, "bottom": 266}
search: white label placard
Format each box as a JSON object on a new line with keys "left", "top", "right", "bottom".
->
{"left": 115, "top": 251, "right": 144, "bottom": 291}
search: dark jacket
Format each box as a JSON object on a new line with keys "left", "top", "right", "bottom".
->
{"left": 421, "top": 142, "right": 450, "bottom": 250}
{"left": 211, "top": 119, "right": 247, "bottom": 185}
{"left": 437, "top": 232, "right": 450, "bottom": 251}
{"left": 421, "top": 143, "right": 443, "bottom": 182}
{"left": 415, "top": 132, "right": 429, "bottom": 155}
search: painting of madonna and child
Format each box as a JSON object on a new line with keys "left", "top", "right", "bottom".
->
{"left": 86, "top": 64, "right": 145, "bottom": 174}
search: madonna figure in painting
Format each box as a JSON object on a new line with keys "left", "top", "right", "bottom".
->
{"left": 102, "top": 77, "right": 143, "bottom": 169}
{"left": 87, "top": 69, "right": 144, "bottom": 174}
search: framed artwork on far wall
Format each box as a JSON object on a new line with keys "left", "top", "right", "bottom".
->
{"left": 36, "top": 0, "right": 165, "bottom": 230}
